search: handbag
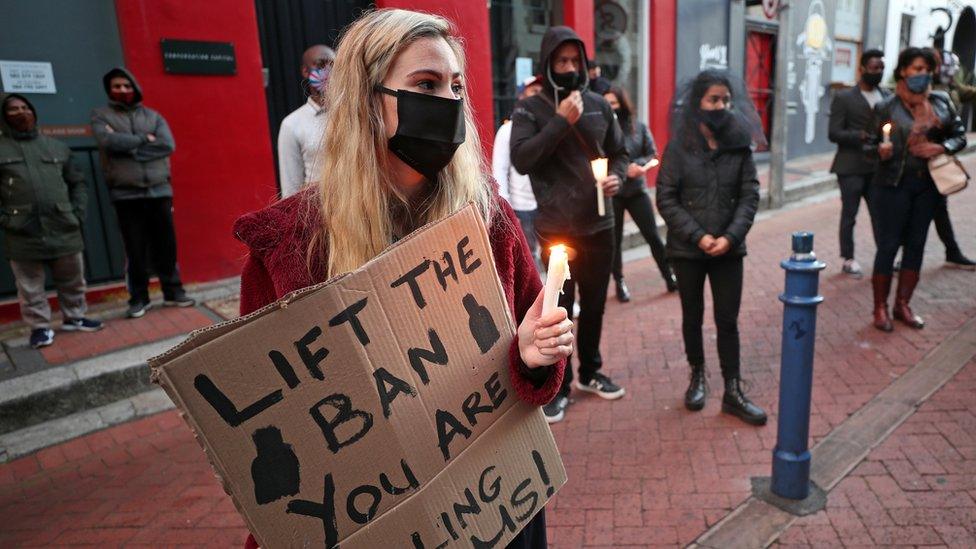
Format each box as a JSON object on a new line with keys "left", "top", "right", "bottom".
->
{"left": 928, "top": 153, "right": 970, "bottom": 195}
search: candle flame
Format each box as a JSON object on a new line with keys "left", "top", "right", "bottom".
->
{"left": 882, "top": 123, "right": 892, "bottom": 132}
{"left": 550, "top": 244, "right": 566, "bottom": 255}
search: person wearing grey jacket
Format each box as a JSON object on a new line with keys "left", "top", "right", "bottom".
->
{"left": 91, "top": 67, "right": 194, "bottom": 318}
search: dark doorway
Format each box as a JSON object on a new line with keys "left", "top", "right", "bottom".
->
{"left": 746, "top": 27, "right": 776, "bottom": 152}
{"left": 254, "top": 0, "right": 372, "bottom": 191}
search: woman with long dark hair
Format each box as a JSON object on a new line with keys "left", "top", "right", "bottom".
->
{"left": 656, "top": 70, "right": 767, "bottom": 426}
{"left": 870, "top": 47, "right": 967, "bottom": 331}
{"left": 603, "top": 86, "right": 677, "bottom": 301}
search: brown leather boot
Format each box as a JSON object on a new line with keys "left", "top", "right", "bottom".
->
{"left": 871, "top": 274, "right": 894, "bottom": 332}
{"left": 893, "top": 270, "right": 924, "bottom": 329}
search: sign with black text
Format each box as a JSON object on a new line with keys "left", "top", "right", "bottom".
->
{"left": 160, "top": 39, "right": 236, "bottom": 75}
{"left": 150, "top": 205, "right": 566, "bottom": 548}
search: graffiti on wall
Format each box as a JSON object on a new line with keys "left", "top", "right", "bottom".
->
{"left": 795, "top": 0, "right": 832, "bottom": 143}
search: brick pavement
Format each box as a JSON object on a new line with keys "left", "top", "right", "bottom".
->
{"left": 0, "top": 154, "right": 974, "bottom": 547}
{"left": 37, "top": 306, "right": 215, "bottom": 365}
{"left": 773, "top": 358, "right": 976, "bottom": 549}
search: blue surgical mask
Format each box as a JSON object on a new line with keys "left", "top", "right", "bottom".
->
{"left": 905, "top": 73, "right": 931, "bottom": 94}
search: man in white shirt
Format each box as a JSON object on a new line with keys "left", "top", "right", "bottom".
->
{"left": 277, "top": 45, "right": 335, "bottom": 198}
{"left": 492, "top": 76, "right": 543, "bottom": 269}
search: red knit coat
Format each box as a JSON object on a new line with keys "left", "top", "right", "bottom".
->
{"left": 234, "top": 190, "right": 564, "bottom": 548}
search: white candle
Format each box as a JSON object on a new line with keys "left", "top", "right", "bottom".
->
{"left": 591, "top": 157, "right": 608, "bottom": 216}
{"left": 543, "top": 245, "right": 571, "bottom": 315}
{"left": 882, "top": 122, "right": 892, "bottom": 145}
{"left": 642, "top": 158, "right": 660, "bottom": 170}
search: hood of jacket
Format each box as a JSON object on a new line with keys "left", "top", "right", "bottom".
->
{"left": 0, "top": 93, "right": 39, "bottom": 140}
{"left": 539, "top": 26, "right": 589, "bottom": 96}
{"left": 102, "top": 66, "right": 144, "bottom": 107}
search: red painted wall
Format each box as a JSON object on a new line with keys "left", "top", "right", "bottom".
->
{"left": 563, "top": 0, "right": 596, "bottom": 55}
{"left": 113, "top": 0, "right": 277, "bottom": 283}
{"left": 649, "top": 0, "right": 676, "bottom": 165}
{"left": 376, "top": 1, "right": 496, "bottom": 159}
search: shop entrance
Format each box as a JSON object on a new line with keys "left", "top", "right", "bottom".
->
{"left": 745, "top": 25, "right": 776, "bottom": 152}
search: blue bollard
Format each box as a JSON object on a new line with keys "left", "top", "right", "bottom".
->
{"left": 771, "top": 232, "right": 826, "bottom": 500}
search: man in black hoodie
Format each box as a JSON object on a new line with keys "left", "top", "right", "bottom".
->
{"left": 510, "top": 26, "right": 629, "bottom": 423}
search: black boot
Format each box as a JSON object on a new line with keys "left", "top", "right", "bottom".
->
{"left": 684, "top": 364, "right": 707, "bottom": 411}
{"left": 722, "top": 377, "right": 767, "bottom": 426}
{"left": 615, "top": 278, "right": 631, "bottom": 303}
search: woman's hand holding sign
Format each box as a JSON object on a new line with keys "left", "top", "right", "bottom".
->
{"left": 518, "top": 289, "right": 574, "bottom": 368}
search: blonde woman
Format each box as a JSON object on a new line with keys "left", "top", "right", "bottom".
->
{"left": 234, "top": 9, "right": 571, "bottom": 548}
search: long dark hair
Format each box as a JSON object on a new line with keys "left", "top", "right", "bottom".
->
{"left": 605, "top": 85, "right": 636, "bottom": 135}
{"left": 669, "top": 69, "right": 766, "bottom": 151}
{"left": 894, "top": 47, "right": 936, "bottom": 81}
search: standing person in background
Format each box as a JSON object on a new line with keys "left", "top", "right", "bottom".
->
{"left": 91, "top": 67, "right": 195, "bottom": 319}
{"left": 1, "top": 94, "right": 103, "bottom": 348}
{"left": 493, "top": 75, "right": 543, "bottom": 270}
{"left": 587, "top": 60, "right": 611, "bottom": 94}
{"left": 277, "top": 45, "right": 336, "bottom": 198}
{"left": 926, "top": 48, "right": 975, "bottom": 271}
{"left": 870, "top": 48, "right": 967, "bottom": 332}
{"left": 511, "top": 25, "right": 628, "bottom": 423}
{"left": 828, "top": 49, "right": 889, "bottom": 279}
{"left": 656, "top": 70, "right": 767, "bottom": 426}
{"left": 603, "top": 85, "right": 677, "bottom": 301}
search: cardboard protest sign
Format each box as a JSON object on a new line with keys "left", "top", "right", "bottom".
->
{"left": 149, "top": 204, "right": 566, "bottom": 548}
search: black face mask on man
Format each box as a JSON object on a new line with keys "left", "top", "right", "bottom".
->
{"left": 862, "top": 72, "right": 883, "bottom": 88}
{"left": 550, "top": 70, "right": 584, "bottom": 92}
{"left": 378, "top": 87, "right": 465, "bottom": 181}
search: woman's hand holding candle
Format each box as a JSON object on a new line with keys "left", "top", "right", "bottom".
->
{"left": 519, "top": 289, "right": 574, "bottom": 369}
{"left": 881, "top": 122, "right": 892, "bottom": 145}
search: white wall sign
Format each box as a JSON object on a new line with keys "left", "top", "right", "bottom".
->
{"left": 699, "top": 44, "right": 729, "bottom": 71}
{"left": 0, "top": 61, "right": 57, "bottom": 94}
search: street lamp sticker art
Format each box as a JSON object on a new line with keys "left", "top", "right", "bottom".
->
{"left": 796, "top": 0, "right": 832, "bottom": 144}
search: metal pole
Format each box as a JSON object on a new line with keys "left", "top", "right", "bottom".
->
{"left": 769, "top": 1, "right": 790, "bottom": 209}
{"left": 771, "top": 232, "right": 825, "bottom": 500}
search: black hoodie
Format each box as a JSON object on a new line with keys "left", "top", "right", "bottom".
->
{"left": 509, "top": 26, "right": 628, "bottom": 236}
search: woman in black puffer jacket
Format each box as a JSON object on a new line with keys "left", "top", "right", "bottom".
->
{"left": 656, "top": 70, "right": 766, "bottom": 426}
{"left": 869, "top": 47, "right": 967, "bottom": 333}
{"left": 603, "top": 86, "right": 677, "bottom": 302}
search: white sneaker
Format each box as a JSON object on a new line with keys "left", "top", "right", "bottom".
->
{"left": 842, "top": 258, "right": 863, "bottom": 279}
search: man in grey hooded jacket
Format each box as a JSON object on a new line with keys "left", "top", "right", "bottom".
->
{"left": 91, "top": 67, "right": 194, "bottom": 318}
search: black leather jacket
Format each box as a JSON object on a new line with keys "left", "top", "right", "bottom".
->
{"left": 871, "top": 90, "right": 967, "bottom": 187}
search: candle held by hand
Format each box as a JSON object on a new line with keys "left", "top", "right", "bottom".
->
{"left": 543, "top": 245, "right": 571, "bottom": 315}
{"left": 591, "top": 158, "right": 608, "bottom": 216}
{"left": 882, "top": 122, "right": 892, "bottom": 145}
{"left": 642, "top": 158, "right": 660, "bottom": 170}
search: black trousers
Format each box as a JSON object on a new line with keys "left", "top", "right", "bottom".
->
{"left": 538, "top": 228, "right": 614, "bottom": 396}
{"left": 933, "top": 194, "right": 962, "bottom": 257}
{"left": 873, "top": 173, "right": 939, "bottom": 276}
{"left": 612, "top": 191, "right": 671, "bottom": 282}
{"left": 505, "top": 509, "right": 546, "bottom": 548}
{"left": 836, "top": 174, "right": 879, "bottom": 259}
{"left": 113, "top": 197, "right": 186, "bottom": 305}
{"left": 671, "top": 255, "right": 744, "bottom": 380}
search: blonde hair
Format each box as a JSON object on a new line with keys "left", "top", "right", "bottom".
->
{"left": 315, "top": 8, "right": 494, "bottom": 277}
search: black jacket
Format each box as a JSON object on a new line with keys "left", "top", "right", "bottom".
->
{"left": 615, "top": 118, "right": 656, "bottom": 198}
{"left": 656, "top": 133, "right": 760, "bottom": 260}
{"left": 870, "top": 90, "right": 967, "bottom": 187}
{"left": 509, "top": 26, "right": 628, "bottom": 236}
{"left": 828, "top": 85, "right": 891, "bottom": 175}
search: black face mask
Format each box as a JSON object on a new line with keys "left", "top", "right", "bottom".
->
{"left": 550, "top": 70, "right": 584, "bottom": 92}
{"left": 699, "top": 108, "right": 732, "bottom": 133}
{"left": 378, "top": 87, "right": 465, "bottom": 181}
{"left": 862, "top": 72, "right": 882, "bottom": 88}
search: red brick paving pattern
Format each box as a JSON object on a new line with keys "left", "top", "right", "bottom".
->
{"left": 774, "top": 359, "right": 976, "bottom": 548}
{"left": 0, "top": 155, "right": 974, "bottom": 546}
{"left": 39, "top": 306, "right": 215, "bottom": 365}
